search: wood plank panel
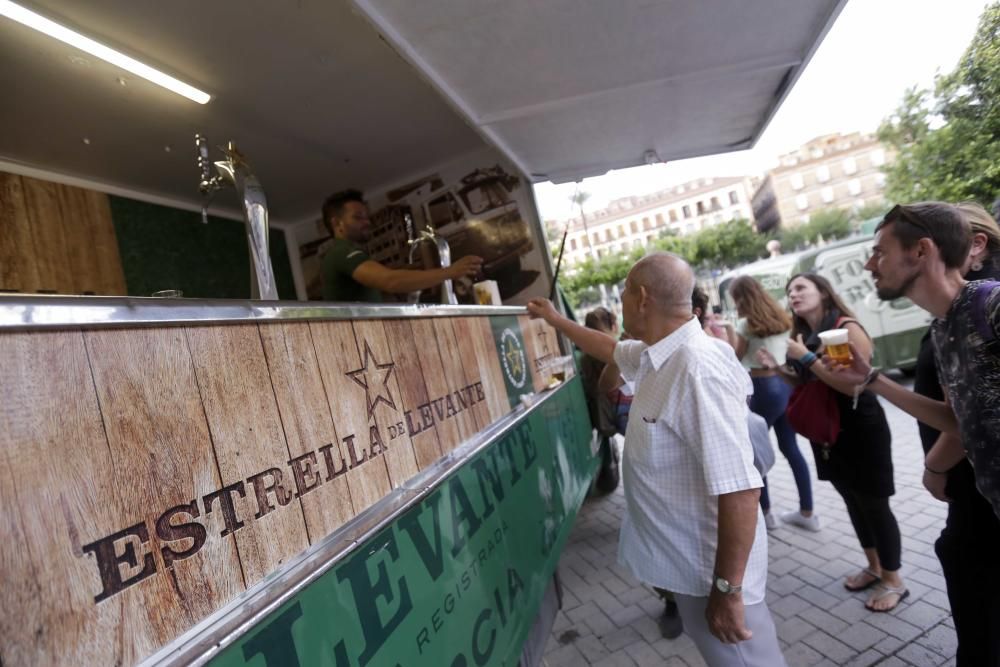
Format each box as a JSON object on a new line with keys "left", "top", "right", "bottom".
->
{"left": 258, "top": 322, "right": 357, "bottom": 541}
{"left": 351, "top": 320, "right": 420, "bottom": 487}
{"left": 20, "top": 176, "right": 73, "bottom": 294}
{"left": 381, "top": 319, "right": 443, "bottom": 470}
{"left": 518, "top": 315, "right": 555, "bottom": 392}
{"left": 308, "top": 320, "right": 393, "bottom": 513}
{"left": 447, "top": 316, "right": 494, "bottom": 430}
{"left": 466, "top": 317, "right": 513, "bottom": 421}
{"left": 0, "top": 173, "right": 40, "bottom": 292}
{"left": 84, "top": 327, "right": 246, "bottom": 637}
{"left": 407, "top": 318, "right": 470, "bottom": 455}
{"left": 80, "top": 188, "right": 126, "bottom": 295}
{"left": 0, "top": 331, "right": 128, "bottom": 665}
{"left": 184, "top": 324, "right": 310, "bottom": 586}
{"left": 427, "top": 317, "right": 480, "bottom": 440}
{"left": 58, "top": 186, "right": 103, "bottom": 295}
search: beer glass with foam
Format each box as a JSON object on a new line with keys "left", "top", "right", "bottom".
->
{"left": 818, "top": 328, "right": 852, "bottom": 365}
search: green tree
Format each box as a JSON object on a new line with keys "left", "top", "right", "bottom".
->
{"left": 806, "top": 208, "right": 852, "bottom": 241}
{"left": 852, "top": 201, "right": 889, "bottom": 226}
{"left": 687, "top": 219, "right": 767, "bottom": 269}
{"left": 777, "top": 208, "right": 856, "bottom": 250}
{"left": 878, "top": 3, "right": 1000, "bottom": 207}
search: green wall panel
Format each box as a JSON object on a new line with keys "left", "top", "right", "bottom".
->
{"left": 109, "top": 196, "right": 296, "bottom": 300}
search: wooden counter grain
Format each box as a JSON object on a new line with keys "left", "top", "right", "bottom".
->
{"left": 0, "top": 311, "right": 562, "bottom": 665}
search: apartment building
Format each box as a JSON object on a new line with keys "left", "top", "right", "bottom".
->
{"left": 751, "top": 132, "right": 890, "bottom": 232}
{"left": 556, "top": 176, "right": 758, "bottom": 268}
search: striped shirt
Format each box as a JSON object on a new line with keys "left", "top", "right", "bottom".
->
{"left": 614, "top": 317, "right": 768, "bottom": 603}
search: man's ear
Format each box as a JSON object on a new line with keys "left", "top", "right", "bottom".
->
{"left": 971, "top": 232, "right": 989, "bottom": 256}
{"left": 915, "top": 236, "right": 937, "bottom": 260}
{"left": 638, "top": 284, "right": 648, "bottom": 310}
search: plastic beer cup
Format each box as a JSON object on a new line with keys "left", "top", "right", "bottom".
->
{"left": 818, "top": 328, "right": 852, "bottom": 365}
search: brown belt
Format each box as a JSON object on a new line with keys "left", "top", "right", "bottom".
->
{"left": 749, "top": 368, "right": 778, "bottom": 378}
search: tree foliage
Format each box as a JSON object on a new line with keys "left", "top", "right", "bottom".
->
{"left": 877, "top": 3, "right": 1000, "bottom": 207}
{"left": 777, "top": 208, "right": 854, "bottom": 251}
{"left": 560, "top": 219, "right": 767, "bottom": 306}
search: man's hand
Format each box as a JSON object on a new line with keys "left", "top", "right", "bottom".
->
{"left": 448, "top": 255, "right": 484, "bottom": 279}
{"left": 821, "top": 341, "right": 870, "bottom": 381}
{"left": 526, "top": 297, "right": 559, "bottom": 323}
{"left": 706, "top": 589, "right": 752, "bottom": 644}
{"left": 923, "top": 468, "right": 951, "bottom": 502}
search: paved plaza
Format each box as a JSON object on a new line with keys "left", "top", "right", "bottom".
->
{"left": 544, "top": 382, "right": 958, "bottom": 667}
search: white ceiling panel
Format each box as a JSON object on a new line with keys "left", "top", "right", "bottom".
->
{"left": 0, "top": 0, "right": 845, "bottom": 223}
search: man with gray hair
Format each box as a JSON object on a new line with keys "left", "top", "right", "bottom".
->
{"left": 527, "top": 253, "right": 784, "bottom": 666}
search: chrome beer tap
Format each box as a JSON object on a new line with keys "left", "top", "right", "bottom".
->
{"left": 194, "top": 134, "right": 278, "bottom": 300}
{"left": 407, "top": 223, "right": 457, "bottom": 305}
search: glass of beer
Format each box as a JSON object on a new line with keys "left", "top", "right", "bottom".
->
{"left": 818, "top": 328, "right": 852, "bottom": 365}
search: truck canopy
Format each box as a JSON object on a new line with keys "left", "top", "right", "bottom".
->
{"left": 0, "top": 0, "right": 846, "bottom": 226}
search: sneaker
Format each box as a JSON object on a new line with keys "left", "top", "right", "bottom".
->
{"left": 781, "top": 511, "right": 820, "bottom": 532}
{"left": 763, "top": 511, "right": 777, "bottom": 531}
{"left": 658, "top": 600, "right": 684, "bottom": 639}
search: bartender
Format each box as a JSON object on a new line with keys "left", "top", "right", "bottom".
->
{"left": 321, "top": 189, "right": 483, "bottom": 302}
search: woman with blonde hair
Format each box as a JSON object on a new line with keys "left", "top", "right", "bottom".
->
{"left": 913, "top": 201, "right": 1000, "bottom": 664}
{"left": 729, "top": 276, "right": 816, "bottom": 531}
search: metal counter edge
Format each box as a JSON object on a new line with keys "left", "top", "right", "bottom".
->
{"left": 0, "top": 295, "right": 526, "bottom": 330}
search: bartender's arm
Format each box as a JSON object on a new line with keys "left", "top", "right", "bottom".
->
{"left": 352, "top": 255, "right": 483, "bottom": 294}
{"left": 526, "top": 298, "right": 616, "bottom": 364}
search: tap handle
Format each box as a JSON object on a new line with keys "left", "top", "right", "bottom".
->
{"left": 195, "top": 134, "right": 215, "bottom": 192}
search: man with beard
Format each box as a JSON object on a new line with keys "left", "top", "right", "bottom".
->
{"left": 840, "top": 202, "right": 1000, "bottom": 518}
{"left": 835, "top": 202, "right": 1000, "bottom": 665}
{"left": 320, "top": 189, "right": 482, "bottom": 302}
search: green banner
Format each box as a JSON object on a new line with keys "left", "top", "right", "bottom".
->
{"left": 489, "top": 316, "right": 531, "bottom": 409}
{"left": 210, "top": 377, "right": 596, "bottom": 667}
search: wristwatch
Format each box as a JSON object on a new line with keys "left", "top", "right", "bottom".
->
{"left": 713, "top": 575, "right": 743, "bottom": 595}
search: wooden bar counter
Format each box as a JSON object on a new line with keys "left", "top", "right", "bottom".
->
{"left": 0, "top": 296, "right": 572, "bottom": 666}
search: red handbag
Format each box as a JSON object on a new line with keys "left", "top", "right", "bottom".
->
{"left": 786, "top": 379, "right": 840, "bottom": 444}
{"left": 785, "top": 316, "right": 863, "bottom": 445}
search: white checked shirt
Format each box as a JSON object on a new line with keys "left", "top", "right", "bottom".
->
{"left": 614, "top": 317, "right": 768, "bottom": 604}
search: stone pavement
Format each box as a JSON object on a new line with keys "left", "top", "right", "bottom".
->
{"left": 543, "top": 385, "right": 958, "bottom": 667}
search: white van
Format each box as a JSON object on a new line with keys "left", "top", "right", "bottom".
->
{"left": 717, "top": 235, "right": 932, "bottom": 370}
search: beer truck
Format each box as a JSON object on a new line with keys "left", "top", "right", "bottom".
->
{"left": 0, "top": 1, "right": 845, "bottom": 664}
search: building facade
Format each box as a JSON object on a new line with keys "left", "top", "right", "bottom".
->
{"left": 555, "top": 176, "right": 758, "bottom": 268}
{"left": 751, "top": 132, "right": 889, "bottom": 232}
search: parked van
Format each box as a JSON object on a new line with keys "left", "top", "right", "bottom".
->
{"left": 717, "top": 235, "right": 932, "bottom": 371}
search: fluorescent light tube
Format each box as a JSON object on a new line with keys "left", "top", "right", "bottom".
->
{"left": 0, "top": 0, "right": 211, "bottom": 104}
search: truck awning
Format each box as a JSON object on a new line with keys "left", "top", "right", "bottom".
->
{"left": 353, "top": 0, "right": 847, "bottom": 183}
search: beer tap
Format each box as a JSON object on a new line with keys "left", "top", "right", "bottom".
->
{"left": 193, "top": 133, "right": 278, "bottom": 300}
{"left": 408, "top": 224, "right": 457, "bottom": 305}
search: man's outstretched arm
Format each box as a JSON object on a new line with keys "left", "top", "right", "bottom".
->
{"left": 352, "top": 255, "right": 483, "bottom": 294}
{"left": 824, "top": 342, "right": 959, "bottom": 436}
{"left": 525, "top": 298, "right": 617, "bottom": 364}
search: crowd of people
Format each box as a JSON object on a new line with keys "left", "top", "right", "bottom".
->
{"left": 527, "top": 200, "right": 1000, "bottom": 667}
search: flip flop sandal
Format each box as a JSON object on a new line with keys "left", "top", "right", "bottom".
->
{"left": 844, "top": 567, "right": 881, "bottom": 592}
{"left": 865, "top": 584, "right": 910, "bottom": 613}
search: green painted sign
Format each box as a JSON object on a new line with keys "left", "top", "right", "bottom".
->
{"left": 210, "top": 378, "right": 595, "bottom": 667}
{"left": 490, "top": 316, "right": 530, "bottom": 409}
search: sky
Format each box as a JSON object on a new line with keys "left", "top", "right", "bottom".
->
{"left": 533, "top": 0, "right": 993, "bottom": 224}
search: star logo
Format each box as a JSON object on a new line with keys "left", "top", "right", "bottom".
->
{"left": 345, "top": 341, "right": 397, "bottom": 420}
{"left": 500, "top": 328, "right": 527, "bottom": 389}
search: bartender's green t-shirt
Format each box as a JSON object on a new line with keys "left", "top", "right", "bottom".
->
{"left": 320, "top": 238, "right": 383, "bottom": 303}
